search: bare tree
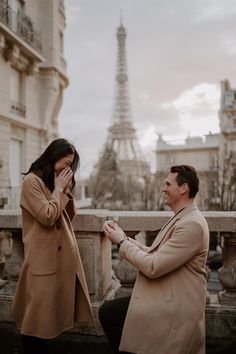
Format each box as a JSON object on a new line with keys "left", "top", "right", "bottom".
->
{"left": 87, "top": 147, "right": 127, "bottom": 209}
{"left": 87, "top": 146, "right": 153, "bottom": 210}
{"left": 210, "top": 151, "right": 236, "bottom": 211}
{"left": 148, "top": 172, "right": 166, "bottom": 211}
{"left": 219, "top": 152, "right": 236, "bottom": 211}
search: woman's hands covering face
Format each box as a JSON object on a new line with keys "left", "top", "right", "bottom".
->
{"left": 54, "top": 167, "right": 73, "bottom": 193}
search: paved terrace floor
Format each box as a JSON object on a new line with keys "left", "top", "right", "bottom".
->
{"left": 0, "top": 321, "right": 235, "bottom": 354}
{"left": 1, "top": 271, "right": 235, "bottom": 354}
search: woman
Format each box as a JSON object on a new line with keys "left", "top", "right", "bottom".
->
{"left": 12, "top": 138, "right": 94, "bottom": 354}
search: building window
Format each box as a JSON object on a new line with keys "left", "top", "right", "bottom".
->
{"left": 10, "top": 0, "right": 23, "bottom": 32}
{"left": 9, "top": 138, "right": 22, "bottom": 187}
{"left": 9, "top": 138, "right": 22, "bottom": 209}
{"left": 10, "top": 67, "right": 26, "bottom": 117}
{"left": 10, "top": 0, "right": 23, "bottom": 12}
{"left": 210, "top": 153, "right": 218, "bottom": 170}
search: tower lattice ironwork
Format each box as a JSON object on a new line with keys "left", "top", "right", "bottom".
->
{"left": 88, "top": 19, "right": 150, "bottom": 210}
{"left": 104, "top": 19, "right": 150, "bottom": 178}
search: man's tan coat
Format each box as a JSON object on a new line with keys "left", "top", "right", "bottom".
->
{"left": 12, "top": 173, "right": 94, "bottom": 339}
{"left": 119, "top": 204, "right": 209, "bottom": 354}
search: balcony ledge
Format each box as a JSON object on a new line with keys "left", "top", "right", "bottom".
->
{"left": 0, "top": 21, "right": 44, "bottom": 63}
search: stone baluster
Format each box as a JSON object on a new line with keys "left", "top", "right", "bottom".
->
{"left": 0, "top": 230, "right": 13, "bottom": 289}
{"left": 218, "top": 232, "right": 236, "bottom": 306}
{"left": 0, "top": 229, "right": 23, "bottom": 322}
{"left": 0, "top": 228, "right": 23, "bottom": 295}
{"left": 145, "top": 230, "right": 160, "bottom": 247}
{"left": 205, "top": 265, "right": 211, "bottom": 305}
{"left": 206, "top": 231, "right": 221, "bottom": 304}
{"left": 113, "top": 231, "right": 139, "bottom": 298}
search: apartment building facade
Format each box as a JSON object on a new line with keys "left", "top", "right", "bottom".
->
{"left": 155, "top": 79, "right": 236, "bottom": 210}
{"left": 0, "top": 0, "right": 68, "bottom": 209}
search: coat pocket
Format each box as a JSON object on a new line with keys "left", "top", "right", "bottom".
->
{"left": 30, "top": 237, "right": 58, "bottom": 275}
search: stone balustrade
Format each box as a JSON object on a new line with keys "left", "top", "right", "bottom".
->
{"left": 0, "top": 209, "right": 235, "bottom": 340}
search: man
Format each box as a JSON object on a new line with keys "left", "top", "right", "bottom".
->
{"left": 99, "top": 165, "right": 209, "bottom": 354}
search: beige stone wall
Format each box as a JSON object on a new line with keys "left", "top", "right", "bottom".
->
{"left": 155, "top": 136, "right": 219, "bottom": 210}
{"left": 0, "top": 0, "right": 68, "bottom": 209}
{"left": 157, "top": 147, "right": 219, "bottom": 172}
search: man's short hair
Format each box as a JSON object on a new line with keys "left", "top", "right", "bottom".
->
{"left": 170, "top": 165, "right": 199, "bottom": 198}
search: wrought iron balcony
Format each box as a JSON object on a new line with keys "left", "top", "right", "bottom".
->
{"left": 0, "top": 3, "right": 41, "bottom": 52}
{"left": 10, "top": 100, "right": 26, "bottom": 118}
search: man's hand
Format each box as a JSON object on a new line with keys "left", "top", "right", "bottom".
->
{"left": 103, "top": 222, "right": 126, "bottom": 245}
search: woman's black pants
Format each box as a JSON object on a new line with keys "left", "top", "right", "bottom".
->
{"left": 99, "top": 296, "right": 133, "bottom": 354}
{"left": 21, "top": 334, "right": 49, "bottom": 354}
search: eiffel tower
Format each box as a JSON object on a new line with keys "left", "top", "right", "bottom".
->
{"left": 105, "top": 18, "right": 150, "bottom": 178}
{"left": 89, "top": 18, "right": 150, "bottom": 209}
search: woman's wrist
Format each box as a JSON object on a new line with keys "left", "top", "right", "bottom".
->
{"left": 55, "top": 185, "right": 63, "bottom": 193}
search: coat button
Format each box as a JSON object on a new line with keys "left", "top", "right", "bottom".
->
{"left": 58, "top": 246, "right": 61, "bottom": 251}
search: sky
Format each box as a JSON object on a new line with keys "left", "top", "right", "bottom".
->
{"left": 59, "top": 0, "right": 236, "bottom": 178}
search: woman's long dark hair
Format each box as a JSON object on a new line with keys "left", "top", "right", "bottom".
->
{"left": 26, "top": 138, "right": 80, "bottom": 192}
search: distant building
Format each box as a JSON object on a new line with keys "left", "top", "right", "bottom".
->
{"left": 0, "top": 0, "right": 68, "bottom": 209}
{"left": 156, "top": 133, "right": 219, "bottom": 210}
{"left": 155, "top": 79, "right": 236, "bottom": 211}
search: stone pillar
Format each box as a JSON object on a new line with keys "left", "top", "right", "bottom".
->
{"left": 73, "top": 231, "right": 112, "bottom": 335}
{"left": 218, "top": 232, "right": 236, "bottom": 306}
{"left": 75, "top": 231, "right": 112, "bottom": 302}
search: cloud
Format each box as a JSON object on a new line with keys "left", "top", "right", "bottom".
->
{"left": 194, "top": 0, "right": 236, "bottom": 23}
{"left": 162, "top": 82, "right": 219, "bottom": 113}
{"left": 139, "top": 93, "right": 150, "bottom": 103}
{"left": 222, "top": 32, "right": 236, "bottom": 55}
{"left": 161, "top": 83, "right": 220, "bottom": 137}
{"left": 137, "top": 125, "right": 157, "bottom": 149}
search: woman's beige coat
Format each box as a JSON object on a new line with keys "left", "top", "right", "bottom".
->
{"left": 119, "top": 204, "right": 209, "bottom": 354}
{"left": 12, "top": 173, "right": 94, "bottom": 339}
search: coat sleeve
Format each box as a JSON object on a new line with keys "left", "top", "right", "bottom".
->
{"left": 20, "top": 174, "right": 70, "bottom": 227}
{"left": 127, "top": 236, "right": 150, "bottom": 252}
{"left": 119, "top": 221, "right": 204, "bottom": 279}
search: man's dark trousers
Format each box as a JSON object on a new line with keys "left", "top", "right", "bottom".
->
{"left": 99, "top": 296, "right": 133, "bottom": 354}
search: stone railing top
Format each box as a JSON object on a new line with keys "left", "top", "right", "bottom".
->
{"left": 0, "top": 210, "right": 21, "bottom": 229}
{"left": 0, "top": 209, "right": 235, "bottom": 233}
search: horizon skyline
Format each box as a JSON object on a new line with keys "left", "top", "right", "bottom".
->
{"left": 59, "top": 0, "right": 236, "bottom": 178}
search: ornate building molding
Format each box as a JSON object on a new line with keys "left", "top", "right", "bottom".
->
{"left": 3, "top": 40, "right": 42, "bottom": 74}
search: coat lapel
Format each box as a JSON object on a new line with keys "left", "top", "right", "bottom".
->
{"left": 148, "top": 203, "right": 197, "bottom": 253}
